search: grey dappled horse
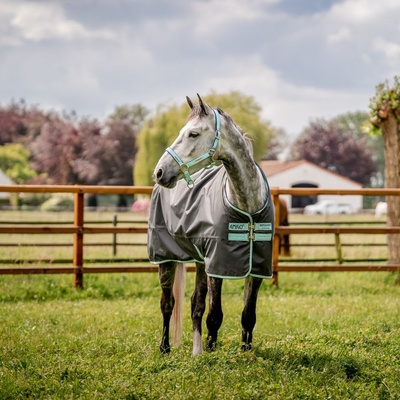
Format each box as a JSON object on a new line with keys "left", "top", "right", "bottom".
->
{"left": 148, "top": 95, "right": 274, "bottom": 355}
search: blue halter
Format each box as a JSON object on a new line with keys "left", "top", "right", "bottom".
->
{"left": 165, "top": 108, "right": 221, "bottom": 188}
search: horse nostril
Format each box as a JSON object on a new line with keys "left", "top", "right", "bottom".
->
{"left": 156, "top": 168, "right": 163, "bottom": 180}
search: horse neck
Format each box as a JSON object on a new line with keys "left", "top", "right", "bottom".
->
{"left": 220, "top": 132, "right": 267, "bottom": 214}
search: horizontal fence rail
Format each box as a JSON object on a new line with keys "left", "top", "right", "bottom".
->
{"left": 271, "top": 187, "right": 400, "bottom": 286}
{"left": 1, "top": 184, "right": 400, "bottom": 288}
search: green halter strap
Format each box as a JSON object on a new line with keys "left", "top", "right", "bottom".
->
{"left": 165, "top": 108, "right": 221, "bottom": 188}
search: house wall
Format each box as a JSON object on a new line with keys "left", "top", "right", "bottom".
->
{"left": 264, "top": 163, "right": 363, "bottom": 211}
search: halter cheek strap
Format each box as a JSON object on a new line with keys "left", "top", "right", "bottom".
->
{"left": 165, "top": 108, "right": 221, "bottom": 188}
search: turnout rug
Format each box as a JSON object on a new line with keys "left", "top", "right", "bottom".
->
{"left": 148, "top": 165, "right": 274, "bottom": 279}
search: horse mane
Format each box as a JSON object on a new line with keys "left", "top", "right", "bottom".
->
{"left": 216, "top": 107, "right": 254, "bottom": 154}
{"left": 187, "top": 105, "right": 254, "bottom": 154}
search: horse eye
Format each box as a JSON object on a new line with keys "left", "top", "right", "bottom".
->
{"left": 188, "top": 132, "right": 200, "bottom": 138}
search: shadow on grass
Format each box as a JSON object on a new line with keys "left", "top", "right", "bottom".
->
{"left": 254, "top": 345, "right": 365, "bottom": 380}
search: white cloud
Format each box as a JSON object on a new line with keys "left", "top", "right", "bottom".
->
{"left": 328, "top": 0, "right": 400, "bottom": 24}
{"left": 192, "top": 0, "right": 280, "bottom": 38}
{"left": 200, "top": 54, "right": 369, "bottom": 136}
{"left": 373, "top": 37, "right": 400, "bottom": 65}
{"left": 327, "top": 27, "right": 351, "bottom": 43}
{"left": 1, "top": 0, "right": 400, "bottom": 137}
{"left": 0, "top": 1, "right": 115, "bottom": 46}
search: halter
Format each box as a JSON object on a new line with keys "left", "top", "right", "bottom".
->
{"left": 165, "top": 108, "right": 221, "bottom": 188}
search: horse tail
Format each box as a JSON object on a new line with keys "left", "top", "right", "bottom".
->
{"left": 172, "top": 262, "right": 186, "bottom": 347}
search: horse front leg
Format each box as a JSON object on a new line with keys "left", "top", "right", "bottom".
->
{"left": 206, "top": 276, "right": 223, "bottom": 351}
{"left": 159, "top": 261, "right": 176, "bottom": 354}
{"left": 191, "top": 262, "right": 208, "bottom": 356}
{"left": 241, "top": 276, "right": 263, "bottom": 350}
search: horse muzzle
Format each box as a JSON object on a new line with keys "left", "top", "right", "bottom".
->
{"left": 153, "top": 164, "right": 179, "bottom": 188}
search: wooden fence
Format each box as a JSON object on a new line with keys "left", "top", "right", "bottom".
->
{"left": 272, "top": 188, "right": 400, "bottom": 286}
{"left": 0, "top": 185, "right": 400, "bottom": 288}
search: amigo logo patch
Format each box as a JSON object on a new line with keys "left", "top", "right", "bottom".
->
{"left": 228, "top": 223, "right": 249, "bottom": 231}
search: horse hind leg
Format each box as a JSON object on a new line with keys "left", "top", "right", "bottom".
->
{"left": 158, "top": 261, "right": 177, "bottom": 354}
{"left": 191, "top": 262, "right": 208, "bottom": 356}
{"left": 241, "top": 276, "right": 263, "bottom": 350}
{"left": 206, "top": 276, "right": 223, "bottom": 351}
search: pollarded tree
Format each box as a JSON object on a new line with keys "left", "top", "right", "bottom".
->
{"left": 369, "top": 76, "right": 400, "bottom": 266}
{"left": 289, "top": 118, "right": 377, "bottom": 185}
{"left": 134, "top": 91, "right": 276, "bottom": 185}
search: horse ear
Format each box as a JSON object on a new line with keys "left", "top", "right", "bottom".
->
{"left": 197, "top": 93, "right": 208, "bottom": 115}
{"left": 186, "top": 96, "right": 194, "bottom": 110}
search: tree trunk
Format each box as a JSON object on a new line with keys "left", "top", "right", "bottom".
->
{"left": 380, "top": 105, "right": 400, "bottom": 264}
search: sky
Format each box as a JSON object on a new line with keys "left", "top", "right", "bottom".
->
{"left": 1, "top": 0, "right": 400, "bottom": 138}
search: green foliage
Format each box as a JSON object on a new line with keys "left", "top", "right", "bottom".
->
{"left": 0, "top": 143, "right": 37, "bottom": 184}
{"left": 369, "top": 75, "right": 400, "bottom": 134}
{"left": 134, "top": 103, "right": 186, "bottom": 186}
{"left": 0, "top": 272, "right": 399, "bottom": 399}
{"left": 134, "top": 91, "right": 275, "bottom": 185}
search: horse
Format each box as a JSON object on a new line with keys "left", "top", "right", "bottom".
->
{"left": 148, "top": 94, "right": 275, "bottom": 356}
{"left": 278, "top": 198, "right": 291, "bottom": 256}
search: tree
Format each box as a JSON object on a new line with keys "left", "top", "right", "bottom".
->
{"left": 369, "top": 76, "right": 400, "bottom": 266}
{"left": 134, "top": 91, "right": 276, "bottom": 185}
{"left": 0, "top": 143, "right": 37, "bottom": 184}
{"left": 289, "top": 118, "right": 377, "bottom": 185}
{"left": 0, "top": 99, "right": 53, "bottom": 146}
{"left": 30, "top": 119, "right": 83, "bottom": 184}
{"left": 108, "top": 104, "right": 149, "bottom": 131}
{"left": 106, "top": 104, "right": 148, "bottom": 185}
{"left": 333, "top": 111, "right": 385, "bottom": 187}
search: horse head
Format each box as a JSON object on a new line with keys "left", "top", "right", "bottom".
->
{"left": 153, "top": 94, "right": 222, "bottom": 188}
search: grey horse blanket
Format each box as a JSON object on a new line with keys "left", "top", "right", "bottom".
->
{"left": 148, "top": 165, "right": 274, "bottom": 279}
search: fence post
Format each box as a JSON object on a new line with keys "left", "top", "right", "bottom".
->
{"left": 272, "top": 193, "right": 281, "bottom": 287}
{"left": 112, "top": 214, "right": 117, "bottom": 256}
{"left": 73, "top": 192, "right": 84, "bottom": 289}
{"left": 334, "top": 233, "right": 343, "bottom": 264}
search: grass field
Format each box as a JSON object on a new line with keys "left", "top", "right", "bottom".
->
{"left": 1, "top": 211, "right": 399, "bottom": 398}
{"left": 1, "top": 271, "right": 399, "bottom": 399}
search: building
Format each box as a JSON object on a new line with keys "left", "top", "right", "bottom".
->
{"left": 260, "top": 160, "right": 363, "bottom": 211}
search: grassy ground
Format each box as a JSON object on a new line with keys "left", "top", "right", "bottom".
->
{"left": 0, "top": 271, "right": 399, "bottom": 399}
{"left": 0, "top": 211, "right": 398, "bottom": 398}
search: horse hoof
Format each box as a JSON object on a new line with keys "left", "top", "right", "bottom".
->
{"left": 241, "top": 343, "right": 252, "bottom": 351}
{"left": 206, "top": 338, "right": 217, "bottom": 352}
{"left": 160, "top": 344, "right": 171, "bottom": 354}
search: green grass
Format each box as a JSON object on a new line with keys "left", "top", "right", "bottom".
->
{"left": 1, "top": 272, "right": 399, "bottom": 399}
{"left": 0, "top": 211, "right": 399, "bottom": 398}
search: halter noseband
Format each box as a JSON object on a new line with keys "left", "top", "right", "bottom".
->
{"left": 165, "top": 108, "right": 221, "bottom": 188}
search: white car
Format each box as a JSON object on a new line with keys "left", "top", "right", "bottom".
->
{"left": 303, "top": 200, "right": 354, "bottom": 215}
